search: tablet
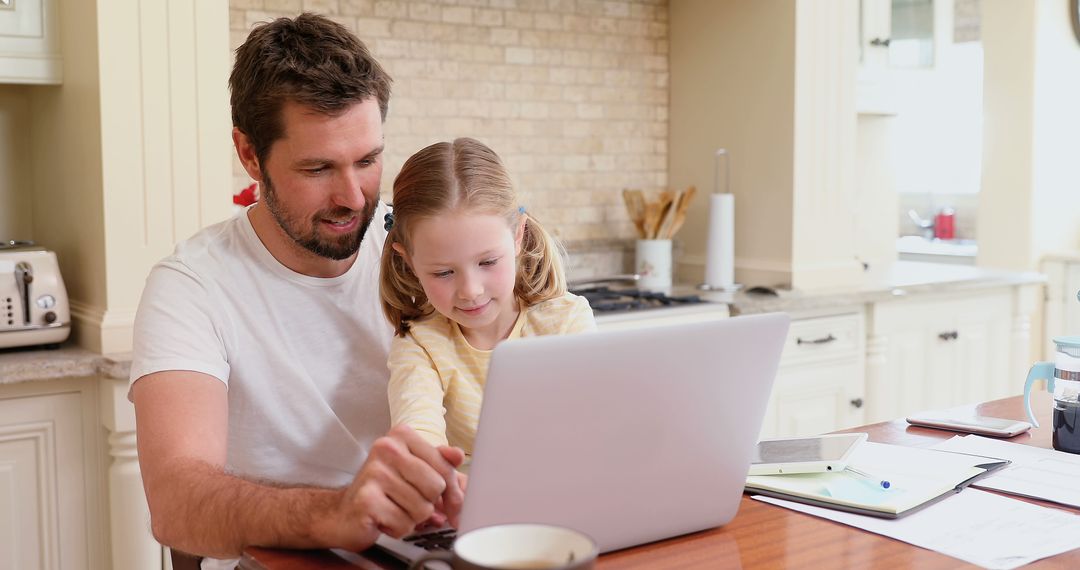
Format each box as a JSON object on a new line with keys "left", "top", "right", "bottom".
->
{"left": 748, "top": 432, "right": 868, "bottom": 475}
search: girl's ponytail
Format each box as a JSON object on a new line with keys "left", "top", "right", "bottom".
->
{"left": 379, "top": 228, "right": 431, "bottom": 336}
{"left": 515, "top": 212, "right": 567, "bottom": 304}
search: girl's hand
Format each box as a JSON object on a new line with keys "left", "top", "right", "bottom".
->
{"left": 433, "top": 446, "right": 468, "bottom": 528}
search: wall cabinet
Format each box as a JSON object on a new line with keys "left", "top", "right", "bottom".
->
{"left": 866, "top": 289, "right": 1014, "bottom": 423}
{"left": 858, "top": 0, "right": 951, "bottom": 114}
{"left": 857, "top": 0, "right": 897, "bottom": 114}
{"left": 759, "top": 311, "right": 866, "bottom": 439}
{"left": 0, "top": 0, "right": 62, "bottom": 84}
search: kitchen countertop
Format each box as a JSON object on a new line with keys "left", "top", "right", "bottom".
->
{"left": 692, "top": 261, "right": 1046, "bottom": 316}
{"left": 1042, "top": 251, "right": 1080, "bottom": 263}
{"left": 1, "top": 262, "right": 1047, "bottom": 383}
{"left": 0, "top": 344, "right": 131, "bottom": 386}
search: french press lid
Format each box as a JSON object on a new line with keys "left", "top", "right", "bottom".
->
{"left": 1053, "top": 336, "right": 1080, "bottom": 358}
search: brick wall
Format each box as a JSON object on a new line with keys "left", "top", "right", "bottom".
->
{"left": 229, "top": 0, "right": 668, "bottom": 275}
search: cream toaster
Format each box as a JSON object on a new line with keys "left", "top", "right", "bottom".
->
{"left": 0, "top": 241, "right": 71, "bottom": 349}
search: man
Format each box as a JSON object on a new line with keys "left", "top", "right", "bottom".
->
{"left": 129, "top": 13, "right": 463, "bottom": 569}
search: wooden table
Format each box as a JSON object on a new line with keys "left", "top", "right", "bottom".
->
{"left": 241, "top": 392, "right": 1079, "bottom": 569}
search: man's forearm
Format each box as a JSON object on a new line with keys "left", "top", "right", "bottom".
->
{"left": 146, "top": 458, "right": 343, "bottom": 558}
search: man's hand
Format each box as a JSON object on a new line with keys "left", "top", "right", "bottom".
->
{"left": 135, "top": 373, "right": 467, "bottom": 556}
{"left": 323, "top": 425, "right": 466, "bottom": 550}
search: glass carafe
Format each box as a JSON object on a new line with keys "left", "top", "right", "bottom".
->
{"left": 1024, "top": 336, "right": 1080, "bottom": 454}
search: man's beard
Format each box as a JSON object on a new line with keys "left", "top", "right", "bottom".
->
{"left": 260, "top": 173, "right": 377, "bottom": 261}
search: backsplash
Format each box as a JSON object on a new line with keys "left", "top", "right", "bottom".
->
{"left": 229, "top": 0, "right": 669, "bottom": 260}
{"left": 563, "top": 238, "right": 633, "bottom": 282}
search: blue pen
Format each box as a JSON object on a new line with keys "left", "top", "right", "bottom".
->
{"left": 845, "top": 466, "right": 891, "bottom": 489}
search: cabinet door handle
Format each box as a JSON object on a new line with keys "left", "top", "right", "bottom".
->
{"left": 870, "top": 37, "right": 891, "bottom": 47}
{"left": 797, "top": 333, "right": 836, "bottom": 345}
{"left": 850, "top": 398, "right": 864, "bottom": 409}
{"left": 937, "top": 331, "right": 959, "bottom": 341}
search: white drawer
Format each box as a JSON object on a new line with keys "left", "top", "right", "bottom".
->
{"left": 780, "top": 313, "right": 863, "bottom": 366}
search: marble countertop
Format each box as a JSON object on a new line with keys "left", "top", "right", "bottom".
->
{"left": 0, "top": 262, "right": 1048, "bottom": 385}
{"left": 1042, "top": 251, "right": 1080, "bottom": 263}
{"left": 0, "top": 344, "right": 131, "bottom": 386}
{"left": 695, "top": 261, "right": 1047, "bottom": 316}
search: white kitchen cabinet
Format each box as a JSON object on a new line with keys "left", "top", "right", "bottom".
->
{"left": 0, "top": 370, "right": 156, "bottom": 570}
{"left": 0, "top": 381, "right": 100, "bottom": 570}
{"left": 1042, "top": 256, "right": 1080, "bottom": 358}
{"left": 866, "top": 289, "right": 1015, "bottom": 423}
{"left": 0, "top": 0, "right": 62, "bottom": 84}
{"left": 857, "top": 0, "right": 897, "bottom": 114}
{"left": 758, "top": 310, "right": 867, "bottom": 439}
{"left": 858, "top": 0, "right": 953, "bottom": 114}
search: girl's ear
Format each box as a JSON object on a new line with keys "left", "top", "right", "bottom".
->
{"left": 514, "top": 216, "right": 526, "bottom": 254}
{"left": 391, "top": 242, "right": 412, "bottom": 268}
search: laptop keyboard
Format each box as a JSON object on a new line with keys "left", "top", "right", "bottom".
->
{"left": 403, "top": 528, "right": 457, "bottom": 551}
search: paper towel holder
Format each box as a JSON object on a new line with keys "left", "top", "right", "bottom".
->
{"left": 698, "top": 149, "right": 742, "bottom": 292}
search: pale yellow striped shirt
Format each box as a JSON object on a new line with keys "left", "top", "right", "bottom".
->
{"left": 387, "top": 293, "right": 596, "bottom": 455}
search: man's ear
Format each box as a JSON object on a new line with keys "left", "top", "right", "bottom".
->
{"left": 232, "top": 127, "right": 263, "bottom": 181}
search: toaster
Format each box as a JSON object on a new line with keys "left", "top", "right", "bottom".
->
{"left": 0, "top": 241, "right": 71, "bottom": 349}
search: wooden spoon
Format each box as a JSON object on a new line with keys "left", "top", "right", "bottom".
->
{"left": 652, "top": 190, "right": 673, "bottom": 239}
{"left": 656, "top": 190, "right": 678, "bottom": 240}
{"left": 666, "top": 186, "right": 697, "bottom": 238}
{"left": 643, "top": 200, "right": 663, "bottom": 240}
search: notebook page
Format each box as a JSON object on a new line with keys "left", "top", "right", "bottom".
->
{"left": 746, "top": 442, "right": 993, "bottom": 514}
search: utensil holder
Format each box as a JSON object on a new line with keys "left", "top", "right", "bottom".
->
{"left": 636, "top": 239, "right": 672, "bottom": 290}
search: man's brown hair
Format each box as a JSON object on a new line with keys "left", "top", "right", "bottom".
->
{"left": 230, "top": 12, "right": 392, "bottom": 166}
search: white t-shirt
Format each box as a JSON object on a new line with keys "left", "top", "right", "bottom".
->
{"left": 129, "top": 203, "right": 393, "bottom": 491}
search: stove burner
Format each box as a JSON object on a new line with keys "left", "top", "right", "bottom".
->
{"left": 570, "top": 286, "right": 705, "bottom": 313}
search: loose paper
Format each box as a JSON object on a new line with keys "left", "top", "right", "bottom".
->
{"left": 755, "top": 489, "right": 1080, "bottom": 569}
{"left": 932, "top": 434, "right": 1080, "bottom": 508}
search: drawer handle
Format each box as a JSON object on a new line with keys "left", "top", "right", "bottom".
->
{"left": 937, "top": 331, "right": 959, "bottom": 341}
{"left": 797, "top": 334, "right": 836, "bottom": 345}
{"left": 850, "top": 398, "right": 864, "bottom": 409}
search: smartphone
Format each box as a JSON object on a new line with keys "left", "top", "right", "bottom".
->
{"left": 748, "top": 432, "right": 868, "bottom": 475}
{"left": 906, "top": 413, "right": 1031, "bottom": 438}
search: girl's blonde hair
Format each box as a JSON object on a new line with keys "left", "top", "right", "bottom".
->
{"left": 380, "top": 137, "right": 567, "bottom": 336}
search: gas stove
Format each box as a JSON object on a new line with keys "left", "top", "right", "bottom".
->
{"left": 568, "top": 285, "right": 730, "bottom": 330}
{"left": 570, "top": 286, "right": 706, "bottom": 313}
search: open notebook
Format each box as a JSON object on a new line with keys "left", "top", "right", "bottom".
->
{"left": 745, "top": 441, "right": 1009, "bottom": 519}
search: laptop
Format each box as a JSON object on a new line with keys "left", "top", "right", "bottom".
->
{"left": 356, "top": 312, "right": 789, "bottom": 565}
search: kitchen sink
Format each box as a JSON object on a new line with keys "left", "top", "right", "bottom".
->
{"left": 896, "top": 236, "right": 977, "bottom": 265}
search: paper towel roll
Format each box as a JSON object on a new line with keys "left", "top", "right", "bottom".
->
{"left": 704, "top": 193, "right": 735, "bottom": 289}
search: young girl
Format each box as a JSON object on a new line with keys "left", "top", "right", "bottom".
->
{"left": 380, "top": 137, "right": 596, "bottom": 457}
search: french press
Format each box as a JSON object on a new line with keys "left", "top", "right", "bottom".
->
{"left": 1024, "top": 285, "right": 1080, "bottom": 454}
